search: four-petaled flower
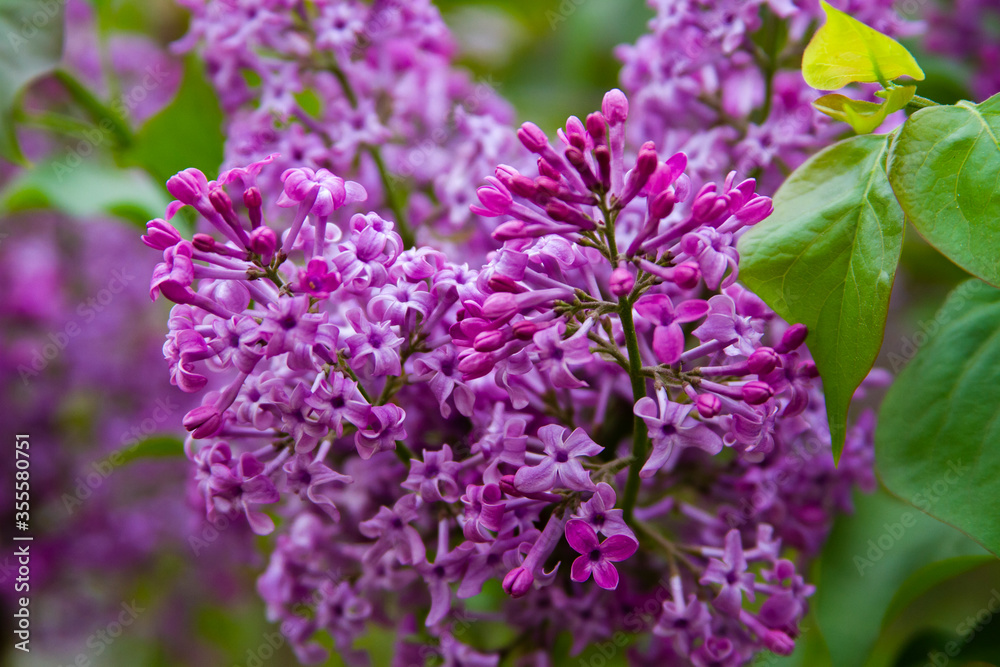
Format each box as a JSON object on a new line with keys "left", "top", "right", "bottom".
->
{"left": 565, "top": 519, "right": 638, "bottom": 590}
{"left": 514, "top": 425, "right": 602, "bottom": 493}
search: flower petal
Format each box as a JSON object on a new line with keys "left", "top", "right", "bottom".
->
{"left": 601, "top": 534, "right": 639, "bottom": 562}
{"left": 565, "top": 519, "right": 600, "bottom": 554}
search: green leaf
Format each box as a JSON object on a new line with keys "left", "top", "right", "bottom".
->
{"left": 887, "top": 94, "right": 1000, "bottom": 286}
{"left": 111, "top": 435, "right": 184, "bottom": 467}
{"left": 810, "top": 487, "right": 988, "bottom": 667}
{"left": 125, "top": 54, "right": 224, "bottom": 186}
{"left": 880, "top": 555, "right": 995, "bottom": 626}
{"left": 876, "top": 279, "right": 1000, "bottom": 556}
{"left": 813, "top": 86, "right": 915, "bottom": 134}
{"left": 0, "top": 0, "right": 66, "bottom": 163}
{"left": 0, "top": 159, "right": 169, "bottom": 227}
{"left": 802, "top": 1, "right": 924, "bottom": 90}
{"left": 738, "top": 134, "right": 904, "bottom": 461}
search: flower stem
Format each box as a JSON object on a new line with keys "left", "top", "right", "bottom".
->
{"left": 366, "top": 145, "right": 416, "bottom": 249}
{"left": 599, "top": 203, "right": 647, "bottom": 524}
{"left": 620, "top": 291, "right": 648, "bottom": 524}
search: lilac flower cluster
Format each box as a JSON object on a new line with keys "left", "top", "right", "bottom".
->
{"left": 144, "top": 87, "right": 876, "bottom": 664}
{"left": 615, "top": 0, "right": 922, "bottom": 192}
{"left": 175, "top": 0, "right": 524, "bottom": 250}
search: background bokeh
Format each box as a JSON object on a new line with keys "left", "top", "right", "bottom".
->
{"left": 1, "top": 1, "right": 999, "bottom": 665}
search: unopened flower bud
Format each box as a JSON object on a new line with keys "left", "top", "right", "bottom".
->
{"left": 747, "top": 347, "right": 779, "bottom": 375}
{"left": 249, "top": 226, "right": 278, "bottom": 260}
{"left": 742, "top": 381, "right": 774, "bottom": 405}
{"left": 601, "top": 89, "right": 629, "bottom": 125}
{"left": 696, "top": 394, "right": 722, "bottom": 418}
{"left": 610, "top": 267, "right": 634, "bottom": 297}
{"left": 672, "top": 262, "right": 701, "bottom": 290}
{"left": 775, "top": 323, "right": 808, "bottom": 353}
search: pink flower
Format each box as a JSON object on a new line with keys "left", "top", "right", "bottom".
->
{"left": 565, "top": 519, "right": 637, "bottom": 590}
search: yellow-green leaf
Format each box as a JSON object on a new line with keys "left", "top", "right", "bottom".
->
{"left": 813, "top": 86, "right": 915, "bottom": 134}
{"left": 803, "top": 1, "right": 924, "bottom": 90}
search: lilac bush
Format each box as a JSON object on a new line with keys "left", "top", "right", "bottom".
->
{"left": 143, "top": 85, "right": 878, "bottom": 664}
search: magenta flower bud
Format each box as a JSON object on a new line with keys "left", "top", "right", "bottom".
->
{"left": 166, "top": 168, "right": 209, "bottom": 205}
{"left": 243, "top": 186, "right": 262, "bottom": 209}
{"left": 692, "top": 189, "right": 727, "bottom": 221}
{"left": 457, "top": 351, "right": 494, "bottom": 379}
{"left": 696, "top": 394, "right": 722, "bottom": 418}
{"left": 775, "top": 323, "right": 808, "bottom": 353}
{"left": 209, "top": 188, "right": 236, "bottom": 218}
{"left": 183, "top": 405, "right": 223, "bottom": 438}
{"left": 473, "top": 184, "right": 512, "bottom": 216}
{"left": 192, "top": 233, "right": 217, "bottom": 253}
{"left": 610, "top": 267, "right": 634, "bottom": 297}
{"left": 493, "top": 220, "right": 529, "bottom": 242}
{"left": 563, "top": 116, "right": 588, "bottom": 151}
{"left": 142, "top": 219, "right": 182, "bottom": 250}
{"left": 502, "top": 566, "right": 534, "bottom": 598}
{"left": 594, "top": 145, "right": 612, "bottom": 189}
{"left": 537, "top": 158, "right": 562, "bottom": 182}
{"left": 585, "top": 112, "right": 607, "bottom": 145}
{"left": 545, "top": 200, "right": 592, "bottom": 228}
{"left": 508, "top": 175, "right": 538, "bottom": 199}
{"left": 736, "top": 196, "right": 774, "bottom": 226}
{"left": 648, "top": 189, "right": 676, "bottom": 220}
{"left": 742, "top": 381, "right": 774, "bottom": 405}
{"left": 244, "top": 187, "right": 263, "bottom": 228}
{"left": 474, "top": 329, "right": 508, "bottom": 352}
{"left": 498, "top": 474, "right": 521, "bottom": 497}
{"left": 565, "top": 146, "right": 600, "bottom": 190}
{"left": 512, "top": 320, "right": 540, "bottom": 340}
{"left": 488, "top": 274, "right": 524, "bottom": 294}
{"left": 482, "top": 293, "right": 518, "bottom": 321}
{"left": 517, "top": 122, "right": 550, "bottom": 153}
{"left": 747, "top": 347, "right": 779, "bottom": 375}
{"left": 250, "top": 226, "right": 278, "bottom": 259}
{"left": 534, "top": 176, "right": 561, "bottom": 196}
{"left": 672, "top": 262, "right": 701, "bottom": 290}
{"left": 601, "top": 88, "right": 629, "bottom": 125}
{"left": 617, "top": 141, "right": 658, "bottom": 207}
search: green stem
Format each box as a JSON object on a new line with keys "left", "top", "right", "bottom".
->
{"left": 599, "top": 203, "right": 647, "bottom": 524}
{"left": 620, "top": 292, "right": 648, "bottom": 524}
{"left": 366, "top": 145, "right": 415, "bottom": 248}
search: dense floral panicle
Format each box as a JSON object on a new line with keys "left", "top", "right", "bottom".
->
{"left": 615, "top": 0, "right": 921, "bottom": 193}
{"left": 145, "top": 84, "right": 880, "bottom": 664}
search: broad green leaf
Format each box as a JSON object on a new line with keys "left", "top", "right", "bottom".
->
{"left": 887, "top": 94, "right": 1000, "bottom": 286}
{"left": 738, "top": 134, "right": 904, "bottom": 461}
{"left": 802, "top": 1, "right": 924, "bottom": 90}
{"left": 813, "top": 86, "right": 915, "bottom": 134}
{"left": 880, "top": 555, "right": 995, "bottom": 626}
{"left": 876, "top": 279, "right": 1000, "bottom": 556}
{"left": 810, "top": 487, "right": 987, "bottom": 667}
{"left": 0, "top": 0, "right": 65, "bottom": 163}
{"left": 125, "top": 54, "right": 224, "bottom": 186}
{"left": 0, "top": 159, "right": 168, "bottom": 227}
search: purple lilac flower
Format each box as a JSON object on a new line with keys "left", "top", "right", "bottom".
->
{"left": 141, "top": 85, "right": 882, "bottom": 662}
{"left": 565, "top": 519, "right": 639, "bottom": 590}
